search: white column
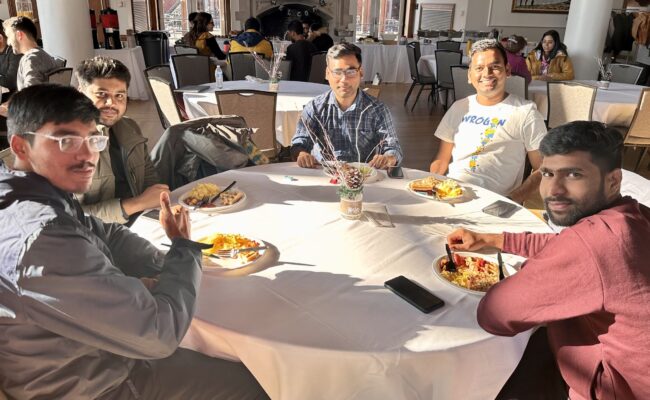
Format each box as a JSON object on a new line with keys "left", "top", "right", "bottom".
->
{"left": 563, "top": 0, "right": 613, "bottom": 80}
{"left": 36, "top": 0, "right": 94, "bottom": 76}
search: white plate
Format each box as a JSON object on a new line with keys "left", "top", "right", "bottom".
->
{"left": 406, "top": 179, "right": 465, "bottom": 202}
{"left": 432, "top": 252, "right": 516, "bottom": 296}
{"left": 198, "top": 233, "right": 267, "bottom": 270}
{"left": 178, "top": 188, "right": 247, "bottom": 213}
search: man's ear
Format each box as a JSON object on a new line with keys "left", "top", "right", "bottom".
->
{"left": 606, "top": 168, "right": 623, "bottom": 197}
{"left": 9, "top": 134, "right": 29, "bottom": 161}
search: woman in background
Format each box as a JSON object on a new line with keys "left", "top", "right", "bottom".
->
{"left": 502, "top": 35, "right": 531, "bottom": 84}
{"left": 526, "top": 29, "right": 574, "bottom": 81}
{"left": 189, "top": 12, "right": 226, "bottom": 60}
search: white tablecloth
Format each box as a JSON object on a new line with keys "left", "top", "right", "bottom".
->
{"left": 528, "top": 80, "right": 644, "bottom": 127}
{"left": 131, "top": 163, "right": 552, "bottom": 400}
{"left": 356, "top": 44, "right": 437, "bottom": 83}
{"left": 182, "top": 80, "right": 329, "bottom": 145}
{"left": 94, "top": 47, "right": 149, "bottom": 101}
{"left": 417, "top": 54, "right": 471, "bottom": 78}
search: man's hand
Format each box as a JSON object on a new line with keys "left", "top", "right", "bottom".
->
{"left": 447, "top": 228, "right": 504, "bottom": 252}
{"left": 159, "top": 191, "right": 190, "bottom": 240}
{"left": 368, "top": 154, "right": 397, "bottom": 170}
{"left": 122, "top": 184, "right": 170, "bottom": 216}
{"left": 0, "top": 102, "right": 8, "bottom": 117}
{"left": 296, "top": 151, "right": 317, "bottom": 168}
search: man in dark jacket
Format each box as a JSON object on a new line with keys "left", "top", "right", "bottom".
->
{"left": 285, "top": 20, "right": 317, "bottom": 82}
{"left": 309, "top": 21, "right": 334, "bottom": 52}
{"left": 0, "top": 84, "right": 268, "bottom": 399}
{"left": 76, "top": 56, "right": 169, "bottom": 223}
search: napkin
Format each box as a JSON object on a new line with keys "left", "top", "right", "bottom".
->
{"left": 364, "top": 203, "right": 394, "bottom": 228}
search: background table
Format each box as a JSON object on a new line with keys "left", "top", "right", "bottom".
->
{"left": 418, "top": 54, "right": 471, "bottom": 78}
{"left": 182, "top": 80, "right": 329, "bottom": 145}
{"left": 356, "top": 43, "right": 437, "bottom": 83}
{"left": 528, "top": 80, "right": 644, "bottom": 127}
{"left": 95, "top": 47, "right": 149, "bottom": 101}
{"left": 132, "top": 163, "right": 551, "bottom": 400}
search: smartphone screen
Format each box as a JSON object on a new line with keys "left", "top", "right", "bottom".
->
{"left": 141, "top": 209, "right": 160, "bottom": 220}
{"left": 482, "top": 200, "right": 519, "bottom": 218}
{"left": 385, "top": 276, "right": 445, "bottom": 313}
{"left": 387, "top": 166, "right": 404, "bottom": 179}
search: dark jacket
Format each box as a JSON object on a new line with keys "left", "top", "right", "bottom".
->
{"left": 312, "top": 34, "right": 334, "bottom": 52}
{"left": 0, "top": 45, "right": 22, "bottom": 94}
{"left": 286, "top": 39, "right": 318, "bottom": 81}
{"left": 0, "top": 162, "right": 204, "bottom": 399}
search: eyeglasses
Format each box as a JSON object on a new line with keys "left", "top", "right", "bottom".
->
{"left": 93, "top": 90, "right": 127, "bottom": 103}
{"left": 22, "top": 132, "right": 108, "bottom": 153}
{"left": 328, "top": 68, "right": 360, "bottom": 79}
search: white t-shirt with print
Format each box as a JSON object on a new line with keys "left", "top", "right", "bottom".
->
{"left": 435, "top": 94, "right": 547, "bottom": 195}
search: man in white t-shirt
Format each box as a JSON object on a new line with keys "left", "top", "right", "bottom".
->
{"left": 430, "top": 39, "right": 547, "bottom": 203}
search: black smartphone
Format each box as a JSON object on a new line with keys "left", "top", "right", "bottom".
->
{"left": 482, "top": 200, "right": 520, "bottom": 218}
{"left": 141, "top": 209, "right": 160, "bottom": 220}
{"left": 384, "top": 276, "right": 445, "bottom": 313}
{"left": 387, "top": 166, "right": 404, "bottom": 179}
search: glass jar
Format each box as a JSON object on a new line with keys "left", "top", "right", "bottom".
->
{"left": 339, "top": 192, "right": 363, "bottom": 220}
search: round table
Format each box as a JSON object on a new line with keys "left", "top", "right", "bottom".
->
{"left": 182, "top": 81, "right": 329, "bottom": 145}
{"left": 131, "top": 163, "right": 551, "bottom": 400}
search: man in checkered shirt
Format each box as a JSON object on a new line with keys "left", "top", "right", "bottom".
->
{"left": 291, "top": 43, "right": 403, "bottom": 169}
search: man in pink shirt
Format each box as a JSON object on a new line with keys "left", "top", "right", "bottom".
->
{"left": 448, "top": 121, "right": 650, "bottom": 399}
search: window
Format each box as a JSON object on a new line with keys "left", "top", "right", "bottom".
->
{"left": 419, "top": 4, "right": 454, "bottom": 31}
{"left": 160, "top": 0, "right": 227, "bottom": 42}
{"left": 356, "top": 0, "right": 404, "bottom": 39}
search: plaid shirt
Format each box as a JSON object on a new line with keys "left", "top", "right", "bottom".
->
{"left": 291, "top": 90, "right": 403, "bottom": 164}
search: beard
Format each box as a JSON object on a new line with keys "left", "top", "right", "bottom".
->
{"left": 543, "top": 181, "right": 608, "bottom": 227}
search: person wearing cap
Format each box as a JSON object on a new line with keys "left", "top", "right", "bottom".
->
{"left": 501, "top": 35, "right": 531, "bottom": 84}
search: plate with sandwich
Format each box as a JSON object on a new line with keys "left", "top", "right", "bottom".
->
{"left": 178, "top": 182, "right": 246, "bottom": 213}
{"left": 407, "top": 176, "right": 465, "bottom": 202}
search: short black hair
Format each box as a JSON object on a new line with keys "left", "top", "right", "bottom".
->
{"left": 76, "top": 56, "right": 131, "bottom": 88}
{"left": 8, "top": 16, "right": 37, "bottom": 41}
{"left": 327, "top": 43, "right": 362, "bottom": 65}
{"left": 287, "top": 20, "right": 304, "bottom": 36}
{"left": 245, "top": 17, "right": 261, "bottom": 31}
{"left": 539, "top": 121, "right": 623, "bottom": 173}
{"left": 7, "top": 84, "right": 100, "bottom": 142}
{"left": 310, "top": 22, "right": 323, "bottom": 32}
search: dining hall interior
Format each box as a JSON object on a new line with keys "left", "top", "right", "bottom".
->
{"left": 1, "top": 0, "right": 650, "bottom": 399}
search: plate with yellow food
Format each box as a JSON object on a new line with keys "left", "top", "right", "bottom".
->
{"left": 433, "top": 252, "right": 516, "bottom": 295}
{"left": 178, "top": 183, "right": 246, "bottom": 213}
{"left": 407, "top": 177, "right": 465, "bottom": 201}
{"left": 197, "top": 233, "right": 266, "bottom": 269}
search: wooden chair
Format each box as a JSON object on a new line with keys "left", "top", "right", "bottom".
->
{"left": 171, "top": 54, "right": 211, "bottom": 88}
{"left": 46, "top": 67, "right": 73, "bottom": 86}
{"left": 215, "top": 90, "right": 279, "bottom": 159}
{"left": 144, "top": 64, "right": 173, "bottom": 84}
{"left": 147, "top": 76, "right": 184, "bottom": 129}
{"left": 505, "top": 75, "right": 528, "bottom": 100}
{"left": 621, "top": 88, "right": 650, "bottom": 172}
{"left": 546, "top": 81, "right": 596, "bottom": 129}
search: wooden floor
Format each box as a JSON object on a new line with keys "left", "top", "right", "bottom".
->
{"left": 130, "top": 82, "right": 649, "bottom": 178}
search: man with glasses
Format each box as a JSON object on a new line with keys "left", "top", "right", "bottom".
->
{"left": 291, "top": 43, "right": 402, "bottom": 169}
{"left": 76, "top": 56, "right": 168, "bottom": 224}
{"left": 0, "top": 84, "right": 270, "bottom": 400}
{"left": 430, "top": 39, "right": 546, "bottom": 203}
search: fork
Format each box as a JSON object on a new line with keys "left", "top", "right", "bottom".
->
{"left": 445, "top": 244, "right": 457, "bottom": 272}
{"left": 497, "top": 251, "right": 505, "bottom": 281}
{"left": 215, "top": 246, "right": 267, "bottom": 258}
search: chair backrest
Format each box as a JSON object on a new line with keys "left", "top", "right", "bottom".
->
{"left": 228, "top": 52, "right": 258, "bottom": 81}
{"left": 547, "top": 81, "right": 597, "bottom": 129}
{"left": 449, "top": 30, "right": 463, "bottom": 39}
{"left": 450, "top": 65, "right": 474, "bottom": 102}
{"left": 610, "top": 63, "right": 644, "bottom": 85}
{"left": 171, "top": 54, "right": 211, "bottom": 87}
{"left": 435, "top": 50, "right": 462, "bottom": 88}
{"left": 308, "top": 51, "right": 328, "bottom": 83}
{"left": 215, "top": 90, "right": 279, "bottom": 158}
{"left": 363, "top": 85, "right": 381, "bottom": 98}
{"left": 625, "top": 87, "right": 650, "bottom": 142}
{"left": 406, "top": 42, "right": 421, "bottom": 81}
{"left": 46, "top": 67, "right": 73, "bottom": 86}
{"left": 144, "top": 64, "right": 173, "bottom": 84}
{"left": 147, "top": 76, "right": 183, "bottom": 129}
{"left": 505, "top": 74, "right": 528, "bottom": 100}
{"left": 174, "top": 45, "right": 199, "bottom": 55}
{"left": 52, "top": 55, "right": 67, "bottom": 67}
{"left": 437, "top": 40, "right": 461, "bottom": 51}
{"left": 255, "top": 60, "right": 292, "bottom": 80}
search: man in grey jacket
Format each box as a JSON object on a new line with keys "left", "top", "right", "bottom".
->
{"left": 0, "top": 84, "right": 268, "bottom": 399}
{"left": 77, "top": 56, "right": 169, "bottom": 224}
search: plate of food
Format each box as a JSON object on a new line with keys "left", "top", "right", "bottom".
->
{"left": 407, "top": 176, "right": 464, "bottom": 201}
{"left": 348, "top": 162, "right": 379, "bottom": 183}
{"left": 433, "top": 252, "right": 515, "bottom": 295}
{"left": 178, "top": 183, "right": 246, "bottom": 213}
{"left": 197, "top": 232, "right": 266, "bottom": 269}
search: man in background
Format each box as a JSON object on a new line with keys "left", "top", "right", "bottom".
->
{"left": 309, "top": 22, "right": 334, "bottom": 52}
{"left": 76, "top": 56, "right": 168, "bottom": 224}
{"left": 285, "top": 20, "right": 317, "bottom": 82}
{"left": 230, "top": 17, "right": 273, "bottom": 59}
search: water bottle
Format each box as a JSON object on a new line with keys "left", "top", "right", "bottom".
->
{"left": 215, "top": 65, "right": 224, "bottom": 89}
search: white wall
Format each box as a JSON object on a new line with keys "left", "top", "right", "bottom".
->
{"left": 414, "top": 0, "right": 468, "bottom": 33}
{"left": 0, "top": 2, "right": 10, "bottom": 20}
